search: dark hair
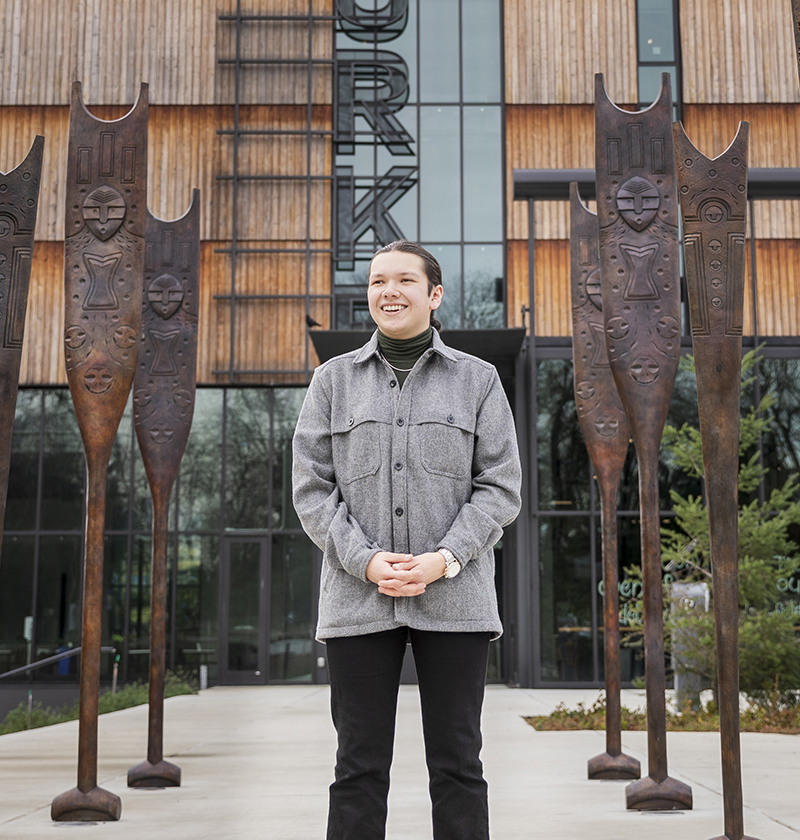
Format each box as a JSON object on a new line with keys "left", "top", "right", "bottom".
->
{"left": 370, "top": 240, "right": 443, "bottom": 331}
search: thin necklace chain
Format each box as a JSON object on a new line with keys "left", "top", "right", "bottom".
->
{"left": 379, "top": 351, "right": 415, "bottom": 372}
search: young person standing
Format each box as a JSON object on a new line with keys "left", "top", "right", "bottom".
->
{"left": 292, "top": 241, "right": 521, "bottom": 839}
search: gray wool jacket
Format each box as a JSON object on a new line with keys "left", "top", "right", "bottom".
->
{"left": 291, "top": 329, "right": 522, "bottom": 641}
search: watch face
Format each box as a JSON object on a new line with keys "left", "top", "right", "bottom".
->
{"left": 445, "top": 562, "right": 461, "bottom": 579}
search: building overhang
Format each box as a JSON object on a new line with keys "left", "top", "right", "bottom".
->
{"left": 512, "top": 167, "right": 800, "bottom": 201}
{"left": 310, "top": 328, "right": 527, "bottom": 381}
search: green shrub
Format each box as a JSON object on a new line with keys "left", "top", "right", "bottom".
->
{"left": 0, "top": 670, "right": 197, "bottom": 736}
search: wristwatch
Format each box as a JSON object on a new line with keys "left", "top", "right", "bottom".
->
{"left": 439, "top": 547, "right": 462, "bottom": 579}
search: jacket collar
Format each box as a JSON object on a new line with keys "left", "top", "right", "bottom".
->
{"left": 353, "top": 329, "right": 457, "bottom": 364}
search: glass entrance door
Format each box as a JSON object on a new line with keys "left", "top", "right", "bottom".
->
{"left": 219, "top": 538, "right": 269, "bottom": 685}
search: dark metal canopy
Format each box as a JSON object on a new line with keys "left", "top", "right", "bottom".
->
{"left": 513, "top": 167, "right": 800, "bottom": 201}
{"left": 310, "top": 328, "right": 527, "bottom": 381}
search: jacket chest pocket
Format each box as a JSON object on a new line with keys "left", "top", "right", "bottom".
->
{"left": 331, "top": 415, "right": 383, "bottom": 484}
{"left": 415, "top": 414, "right": 475, "bottom": 480}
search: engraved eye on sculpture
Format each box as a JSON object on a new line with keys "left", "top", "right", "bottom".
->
{"left": 630, "top": 356, "right": 660, "bottom": 385}
{"left": 0, "top": 216, "right": 13, "bottom": 237}
{"left": 84, "top": 365, "right": 113, "bottom": 394}
{"left": 594, "top": 416, "right": 620, "bottom": 437}
{"left": 133, "top": 388, "right": 152, "bottom": 408}
{"left": 147, "top": 273, "right": 185, "bottom": 319}
{"left": 606, "top": 317, "right": 630, "bottom": 341}
{"left": 65, "top": 326, "right": 87, "bottom": 349}
{"left": 575, "top": 381, "right": 596, "bottom": 402}
{"left": 700, "top": 200, "right": 728, "bottom": 224}
{"left": 616, "top": 176, "right": 660, "bottom": 231}
{"left": 149, "top": 421, "right": 174, "bottom": 444}
{"left": 711, "top": 297, "right": 723, "bottom": 309}
{"left": 656, "top": 316, "right": 679, "bottom": 339}
{"left": 83, "top": 186, "right": 126, "bottom": 241}
{"left": 113, "top": 325, "right": 138, "bottom": 348}
{"left": 585, "top": 268, "right": 602, "bottom": 310}
{"left": 174, "top": 389, "right": 193, "bottom": 409}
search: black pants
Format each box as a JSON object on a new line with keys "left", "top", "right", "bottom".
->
{"left": 325, "top": 627, "right": 491, "bottom": 840}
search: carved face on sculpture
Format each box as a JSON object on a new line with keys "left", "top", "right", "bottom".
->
{"left": 148, "top": 274, "right": 185, "bottom": 319}
{"left": 616, "top": 176, "right": 660, "bottom": 231}
{"left": 83, "top": 186, "right": 126, "bottom": 241}
{"left": 594, "top": 416, "right": 620, "bottom": 437}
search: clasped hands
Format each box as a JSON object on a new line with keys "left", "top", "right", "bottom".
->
{"left": 366, "top": 551, "right": 447, "bottom": 597}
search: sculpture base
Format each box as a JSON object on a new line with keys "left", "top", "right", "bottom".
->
{"left": 51, "top": 785, "right": 121, "bottom": 822}
{"left": 127, "top": 758, "right": 181, "bottom": 788}
{"left": 625, "top": 774, "right": 693, "bottom": 811}
{"left": 588, "top": 750, "right": 641, "bottom": 780}
{"left": 707, "top": 836, "right": 761, "bottom": 840}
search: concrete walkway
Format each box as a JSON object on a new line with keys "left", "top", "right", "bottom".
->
{"left": 0, "top": 685, "right": 798, "bottom": 839}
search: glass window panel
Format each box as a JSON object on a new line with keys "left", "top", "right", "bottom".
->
{"left": 536, "top": 359, "right": 592, "bottom": 511}
{"left": 175, "top": 535, "right": 219, "bottom": 682}
{"left": 462, "top": 0, "right": 501, "bottom": 102}
{"left": 6, "top": 391, "right": 41, "bottom": 530}
{"left": 273, "top": 389, "right": 307, "bottom": 530}
{"left": 106, "top": 399, "right": 132, "bottom": 531}
{"left": 761, "top": 359, "right": 800, "bottom": 497}
{"left": 228, "top": 541, "right": 261, "bottom": 672}
{"left": 423, "top": 244, "right": 461, "bottom": 329}
{"left": 270, "top": 533, "right": 314, "bottom": 682}
{"left": 638, "top": 65, "right": 677, "bottom": 106}
{"left": 463, "top": 244, "right": 503, "bottom": 329}
{"left": 132, "top": 444, "right": 153, "bottom": 533}
{"left": 35, "top": 535, "right": 82, "bottom": 679}
{"left": 41, "top": 390, "right": 85, "bottom": 531}
{"left": 637, "top": 0, "right": 675, "bottom": 62}
{"left": 539, "top": 517, "right": 593, "bottom": 681}
{"left": 419, "top": 0, "right": 459, "bottom": 102}
{"left": 178, "top": 389, "right": 223, "bottom": 531}
{"left": 125, "top": 535, "right": 152, "bottom": 682}
{"left": 0, "top": 536, "right": 34, "bottom": 675}
{"left": 225, "top": 390, "right": 272, "bottom": 529}
{"left": 420, "top": 107, "right": 461, "bottom": 242}
{"left": 463, "top": 106, "right": 502, "bottom": 241}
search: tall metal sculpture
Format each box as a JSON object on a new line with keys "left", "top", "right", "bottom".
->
{"left": 0, "top": 136, "right": 44, "bottom": 556}
{"left": 52, "top": 82, "right": 148, "bottom": 823}
{"left": 594, "top": 73, "right": 692, "bottom": 811}
{"left": 128, "top": 191, "right": 201, "bottom": 789}
{"left": 570, "top": 183, "right": 640, "bottom": 781}
{"left": 673, "top": 122, "right": 759, "bottom": 840}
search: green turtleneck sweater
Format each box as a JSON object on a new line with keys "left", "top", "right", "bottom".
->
{"left": 377, "top": 327, "right": 433, "bottom": 387}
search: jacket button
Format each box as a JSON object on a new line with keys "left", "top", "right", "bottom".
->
{"left": 395, "top": 507, "right": 404, "bottom": 516}
{"left": 348, "top": 417, "right": 354, "bottom": 426}
{"left": 390, "top": 380, "right": 397, "bottom": 388}
{"left": 396, "top": 418, "right": 404, "bottom": 426}
{"left": 394, "top": 462, "right": 403, "bottom": 471}
{"left": 447, "top": 414, "right": 455, "bottom": 424}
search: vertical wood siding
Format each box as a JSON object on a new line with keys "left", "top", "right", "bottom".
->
{"left": 681, "top": 0, "right": 800, "bottom": 104}
{"left": 683, "top": 103, "right": 800, "bottom": 238}
{"left": 0, "top": 104, "right": 332, "bottom": 243}
{"left": 505, "top": 0, "right": 637, "bottom": 105}
{"left": 0, "top": 0, "right": 333, "bottom": 106}
{"left": 506, "top": 105, "right": 596, "bottom": 241}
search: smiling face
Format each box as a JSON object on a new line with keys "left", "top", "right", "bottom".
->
{"left": 367, "top": 251, "right": 443, "bottom": 339}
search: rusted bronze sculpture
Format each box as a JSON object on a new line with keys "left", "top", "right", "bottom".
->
{"left": 128, "top": 191, "right": 200, "bottom": 789}
{"left": 0, "top": 136, "right": 44, "bottom": 558}
{"left": 570, "top": 183, "right": 640, "bottom": 781}
{"left": 674, "top": 123, "right": 759, "bottom": 840}
{"left": 52, "top": 82, "right": 148, "bottom": 823}
{"left": 595, "top": 73, "right": 692, "bottom": 811}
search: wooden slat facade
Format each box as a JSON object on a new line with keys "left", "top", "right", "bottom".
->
{"left": 0, "top": 0, "right": 333, "bottom": 106}
{"left": 0, "top": 104, "right": 332, "bottom": 243}
{"left": 21, "top": 240, "right": 331, "bottom": 386}
{"left": 507, "top": 236, "right": 800, "bottom": 338}
{"left": 505, "top": 105, "right": 595, "bottom": 241}
{"left": 504, "top": 0, "right": 637, "bottom": 105}
{"left": 681, "top": 0, "right": 800, "bottom": 104}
